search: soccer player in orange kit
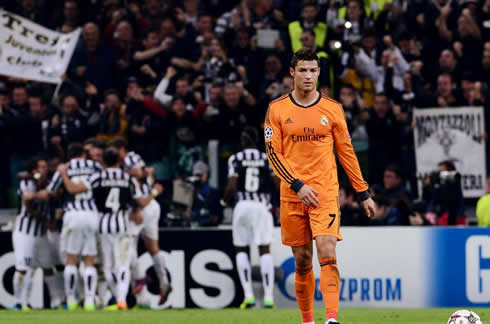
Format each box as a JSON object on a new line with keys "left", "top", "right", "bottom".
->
{"left": 264, "top": 48, "right": 375, "bottom": 324}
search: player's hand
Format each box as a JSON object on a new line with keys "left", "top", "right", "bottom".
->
{"left": 57, "top": 163, "right": 68, "bottom": 174}
{"left": 361, "top": 197, "right": 375, "bottom": 218}
{"left": 297, "top": 184, "right": 320, "bottom": 208}
{"left": 152, "top": 183, "right": 164, "bottom": 197}
{"left": 130, "top": 209, "right": 143, "bottom": 225}
{"left": 22, "top": 192, "right": 35, "bottom": 201}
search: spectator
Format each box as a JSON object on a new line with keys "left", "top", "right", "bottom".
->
{"left": 10, "top": 84, "right": 29, "bottom": 115}
{"left": 96, "top": 90, "right": 129, "bottom": 142}
{"left": 48, "top": 95, "right": 88, "bottom": 161}
{"left": 9, "top": 93, "right": 48, "bottom": 191}
{"left": 133, "top": 31, "right": 174, "bottom": 88}
{"left": 415, "top": 73, "right": 464, "bottom": 108}
{"left": 366, "top": 93, "right": 400, "bottom": 185}
{"left": 190, "top": 161, "right": 222, "bottom": 226}
{"left": 288, "top": 1, "right": 327, "bottom": 53}
{"left": 59, "top": 0, "right": 82, "bottom": 29}
{"left": 339, "top": 185, "right": 365, "bottom": 226}
{"left": 382, "top": 164, "right": 411, "bottom": 218}
{"left": 219, "top": 83, "right": 257, "bottom": 151}
{"left": 70, "top": 22, "right": 117, "bottom": 94}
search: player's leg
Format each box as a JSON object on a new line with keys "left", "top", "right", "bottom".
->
{"left": 255, "top": 203, "right": 275, "bottom": 308}
{"left": 114, "top": 233, "right": 133, "bottom": 310}
{"left": 46, "top": 229, "right": 65, "bottom": 308}
{"left": 12, "top": 230, "right": 27, "bottom": 309}
{"left": 37, "top": 233, "right": 63, "bottom": 309}
{"left": 100, "top": 234, "right": 117, "bottom": 304}
{"left": 292, "top": 242, "right": 315, "bottom": 324}
{"left": 281, "top": 201, "right": 315, "bottom": 324}
{"left": 232, "top": 201, "right": 255, "bottom": 308}
{"left": 142, "top": 235, "right": 172, "bottom": 305}
{"left": 141, "top": 200, "right": 171, "bottom": 305}
{"left": 310, "top": 200, "right": 342, "bottom": 324}
{"left": 81, "top": 213, "right": 99, "bottom": 310}
{"left": 315, "top": 236, "right": 339, "bottom": 324}
{"left": 61, "top": 212, "right": 82, "bottom": 309}
{"left": 12, "top": 231, "right": 35, "bottom": 310}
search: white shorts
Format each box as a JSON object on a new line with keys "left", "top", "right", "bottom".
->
{"left": 232, "top": 200, "right": 273, "bottom": 247}
{"left": 99, "top": 233, "right": 133, "bottom": 272}
{"left": 13, "top": 231, "right": 53, "bottom": 271}
{"left": 142, "top": 199, "right": 160, "bottom": 240}
{"left": 47, "top": 230, "right": 63, "bottom": 265}
{"left": 61, "top": 211, "right": 99, "bottom": 256}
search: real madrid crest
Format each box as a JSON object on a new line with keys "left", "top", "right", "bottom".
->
{"left": 321, "top": 115, "right": 328, "bottom": 126}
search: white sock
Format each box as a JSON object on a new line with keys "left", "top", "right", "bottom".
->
{"left": 54, "top": 267, "right": 65, "bottom": 302}
{"left": 104, "top": 269, "right": 117, "bottom": 297}
{"left": 44, "top": 273, "right": 61, "bottom": 307}
{"left": 13, "top": 271, "right": 29, "bottom": 306}
{"left": 84, "top": 267, "right": 97, "bottom": 306}
{"left": 25, "top": 269, "right": 33, "bottom": 305}
{"left": 304, "top": 322, "right": 315, "bottom": 324}
{"left": 117, "top": 266, "right": 130, "bottom": 303}
{"left": 153, "top": 251, "right": 169, "bottom": 289}
{"left": 97, "top": 279, "right": 108, "bottom": 306}
{"left": 260, "top": 254, "right": 274, "bottom": 300}
{"left": 64, "top": 265, "right": 78, "bottom": 304}
{"left": 236, "top": 252, "right": 253, "bottom": 299}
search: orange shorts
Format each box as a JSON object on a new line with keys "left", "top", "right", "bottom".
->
{"left": 280, "top": 198, "right": 342, "bottom": 247}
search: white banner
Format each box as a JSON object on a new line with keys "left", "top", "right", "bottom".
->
{"left": 413, "top": 107, "right": 486, "bottom": 198}
{"left": 0, "top": 10, "right": 80, "bottom": 84}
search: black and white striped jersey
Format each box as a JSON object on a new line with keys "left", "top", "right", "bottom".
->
{"left": 83, "top": 168, "right": 142, "bottom": 234}
{"left": 228, "top": 148, "right": 274, "bottom": 208}
{"left": 123, "top": 151, "right": 152, "bottom": 196}
{"left": 123, "top": 151, "right": 145, "bottom": 171}
{"left": 48, "top": 159, "right": 103, "bottom": 212}
{"left": 15, "top": 179, "right": 49, "bottom": 237}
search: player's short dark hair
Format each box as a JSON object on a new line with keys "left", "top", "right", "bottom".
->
{"left": 241, "top": 126, "right": 259, "bottom": 148}
{"left": 108, "top": 137, "right": 128, "bottom": 150}
{"left": 67, "top": 142, "right": 85, "bottom": 159}
{"left": 291, "top": 48, "right": 319, "bottom": 69}
{"left": 103, "top": 148, "right": 120, "bottom": 167}
{"left": 84, "top": 137, "right": 106, "bottom": 149}
{"left": 26, "top": 157, "right": 44, "bottom": 173}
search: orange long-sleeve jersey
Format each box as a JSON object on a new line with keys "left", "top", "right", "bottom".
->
{"left": 264, "top": 92, "right": 369, "bottom": 202}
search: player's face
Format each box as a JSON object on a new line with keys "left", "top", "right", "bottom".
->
{"left": 290, "top": 60, "right": 320, "bottom": 93}
{"left": 36, "top": 160, "right": 48, "bottom": 180}
{"left": 91, "top": 148, "right": 104, "bottom": 164}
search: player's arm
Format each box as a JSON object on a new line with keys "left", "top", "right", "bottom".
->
{"left": 20, "top": 180, "right": 43, "bottom": 220}
{"left": 23, "top": 170, "right": 64, "bottom": 201}
{"left": 132, "top": 177, "right": 161, "bottom": 207}
{"left": 332, "top": 103, "right": 375, "bottom": 217}
{"left": 129, "top": 206, "right": 143, "bottom": 225}
{"left": 264, "top": 104, "right": 319, "bottom": 207}
{"left": 58, "top": 164, "right": 88, "bottom": 194}
{"left": 222, "top": 154, "right": 238, "bottom": 205}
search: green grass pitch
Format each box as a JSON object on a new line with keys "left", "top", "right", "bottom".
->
{"left": 0, "top": 308, "right": 488, "bottom": 323}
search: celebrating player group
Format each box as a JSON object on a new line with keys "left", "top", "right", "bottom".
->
{"left": 12, "top": 138, "right": 170, "bottom": 311}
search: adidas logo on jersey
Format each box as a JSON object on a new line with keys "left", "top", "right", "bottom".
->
{"left": 285, "top": 118, "right": 293, "bottom": 124}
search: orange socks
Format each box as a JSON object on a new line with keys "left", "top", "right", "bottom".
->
{"left": 319, "top": 257, "right": 340, "bottom": 321}
{"left": 295, "top": 264, "right": 315, "bottom": 323}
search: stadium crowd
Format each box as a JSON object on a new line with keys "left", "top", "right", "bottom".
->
{"left": 1, "top": 0, "right": 490, "bottom": 226}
